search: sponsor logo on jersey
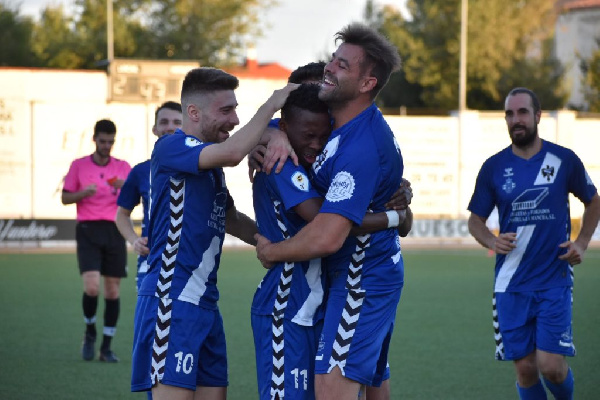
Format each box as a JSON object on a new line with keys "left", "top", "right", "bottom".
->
{"left": 185, "top": 137, "right": 201, "bottom": 147}
{"left": 325, "top": 171, "right": 355, "bottom": 202}
{"left": 504, "top": 167, "right": 513, "bottom": 177}
{"left": 291, "top": 171, "right": 309, "bottom": 192}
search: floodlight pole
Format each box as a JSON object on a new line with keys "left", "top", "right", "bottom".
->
{"left": 107, "top": 0, "right": 114, "bottom": 63}
{"left": 459, "top": 0, "right": 468, "bottom": 111}
{"left": 107, "top": 0, "right": 114, "bottom": 101}
{"left": 457, "top": 0, "right": 468, "bottom": 218}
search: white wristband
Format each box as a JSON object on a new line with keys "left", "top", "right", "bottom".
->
{"left": 386, "top": 210, "right": 400, "bottom": 228}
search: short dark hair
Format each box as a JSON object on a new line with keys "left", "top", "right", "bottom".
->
{"left": 288, "top": 61, "right": 326, "bottom": 84}
{"left": 93, "top": 119, "right": 116, "bottom": 137}
{"left": 281, "top": 84, "right": 329, "bottom": 122}
{"left": 181, "top": 68, "right": 239, "bottom": 107}
{"left": 335, "top": 23, "right": 401, "bottom": 98}
{"left": 506, "top": 87, "right": 541, "bottom": 114}
{"left": 154, "top": 101, "right": 182, "bottom": 124}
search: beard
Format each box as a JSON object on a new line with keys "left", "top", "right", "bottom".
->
{"left": 510, "top": 123, "right": 537, "bottom": 148}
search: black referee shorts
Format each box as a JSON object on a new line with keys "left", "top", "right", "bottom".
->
{"left": 76, "top": 221, "right": 127, "bottom": 278}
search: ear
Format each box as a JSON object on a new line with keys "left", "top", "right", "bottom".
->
{"left": 151, "top": 125, "right": 158, "bottom": 137}
{"left": 187, "top": 104, "right": 200, "bottom": 122}
{"left": 278, "top": 118, "right": 287, "bottom": 133}
{"left": 535, "top": 110, "right": 541, "bottom": 124}
{"left": 359, "top": 76, "right": 377, "bottom": 94}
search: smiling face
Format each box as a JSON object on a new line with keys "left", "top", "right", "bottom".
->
{"left": 319, "top": 43, "right": 374, "bottom": 106}
{"left": 197, "top": 90, "right": 240, "bottom": 143}
{"left": 280, "top": 107, "right": 331, "bottom": 169}
{"left": 504, "top": 92, "right": 540, "bottom": 148}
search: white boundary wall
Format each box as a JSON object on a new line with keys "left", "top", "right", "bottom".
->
{"left": 1, "top": 69, "right": 599, "bottom": 242}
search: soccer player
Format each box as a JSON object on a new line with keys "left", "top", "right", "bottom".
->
{"left": 251, "top": 83, "right": 411, "bottom": 400}
{"left": 61, "top": 119, "right": 132, "bottom": 363}
{"left": 255, "top": 24, "right": 405, "bottom": 400}
{"left": 116, "top": 101, "right": 182, "bottom": 291}
{"left": 467, "top": 87, "right": 600, "bottom": 400}
{"left": 130, "top": 67, "right": 297, "bottom": 400}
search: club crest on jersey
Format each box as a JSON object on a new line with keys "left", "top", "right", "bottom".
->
{"left": 541, "top": 165, "right": 554, "bottom": 181}
{"left": 534, "top": 152, "right": 561, "bottom": 185}
{"left": 185, "top": 137, "right": 201, "bottom": 147}
{"left": 503, "top": 178, "right": 515, "bottom": 193}
{"left": 326, "top": 171, "right": 355, "bottom": 202}
{"left": 291, "top": 171, "right": 309, "bottom": 192}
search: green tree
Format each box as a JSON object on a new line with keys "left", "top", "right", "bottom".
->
{"left": 143, "top": 0, "right": 275, "bottom": 66}
{"left": 581, "top": 41, "right": 600, "bottom": 112}
{"left": 16, "top": 0, "right": 274, "bottom": 70}
{"left": 0, "top": 3, "right": 40, "bottom": 66}
{"left": 367, "top": 0, "right": 566, "bottom": 111}
{"left": 31, "top": 5, "right": 81, "bottom": 68}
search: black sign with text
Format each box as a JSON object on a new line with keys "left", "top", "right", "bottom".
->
{"left": 0, "top": 219, "right": 76, "bottom": 242}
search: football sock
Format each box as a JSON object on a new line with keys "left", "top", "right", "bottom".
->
{"left": 543, "top": 368, "right": 574, "bottom": 400}
{"left": 101, "top": 298, "right": 119, "bottom": 351}
{"left": 516, "top": 380, "right": 548, "bottom": 400}
{"left": 82, "top": 293, "right": 97, "bottom": 336}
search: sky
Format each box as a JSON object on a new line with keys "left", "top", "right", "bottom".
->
{"left": 16, "top": 0, "right": 407, "bottom": 71}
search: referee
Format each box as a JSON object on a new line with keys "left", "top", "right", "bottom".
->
{"left": 62, "top": 119, "right": 131, "bottom": 362}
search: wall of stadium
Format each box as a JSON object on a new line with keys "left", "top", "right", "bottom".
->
{"left": 1, "top": 69, "right": 599, "bottom": 245}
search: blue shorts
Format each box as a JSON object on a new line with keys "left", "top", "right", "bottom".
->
{"left": 135, "top": 259, "right": 149, "bottom": 291}
{"left": 252, "top": 313, "right": 322, "bottom": 400}
{"left": 493, "top": 286, "right": 575, "bottom": 361}
{"left": 315, "top": 287, "right": 401, "bottom": 386}
{"left": 131, "top": 295, "right": 228, "bottom": 392}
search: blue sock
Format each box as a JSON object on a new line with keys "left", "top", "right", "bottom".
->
{"left": 544, "top": 368, "right": 574, "bottom": 400}
{"left": 516, "top": 381, "right": 548, "bottom": 400}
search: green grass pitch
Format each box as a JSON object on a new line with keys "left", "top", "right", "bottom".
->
{"left": 0, "top": 248, "right": 598, "bottom": 399}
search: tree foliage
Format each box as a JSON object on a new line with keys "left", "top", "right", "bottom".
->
{"left": 581, "top": 41, "right": 600, "bottom": 112}
{"left": 0, "top": 4, "right": 40, "bottom": 67}
{"left": 10, "top": 0, "right": 275, "bottom": 70}
{"left": 368, "top": 0, "right": 568, "bottom": 111}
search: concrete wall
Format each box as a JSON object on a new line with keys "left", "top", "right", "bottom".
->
{"left": 1, "top": 69, "right": 599, "bottom": 234}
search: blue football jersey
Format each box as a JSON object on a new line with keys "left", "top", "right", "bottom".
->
{"left": 139, "top": 129, "right": 229, "bottom": 309}
{"left": 117, "top": 160, "right": 151, "bottom": 269}
{"left": 252, "top": 159, "right": 325, "bottom": 325}
{"left": 310, "top": 103, "right": 404, "bottom": 290}
{"left": 468, "top": 140, "right": 597, "bottom": 292}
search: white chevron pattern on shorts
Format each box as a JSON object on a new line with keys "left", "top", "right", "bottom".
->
{"left": 492, "top": 293, "right": 504, "bottom": 360}
{"left": 328, "top": 233, "right": 370, "bottom": 374}
{"left": 270, "top": 200, "right": 293, "bottom": 399}
{"left": 151, "top": 178, "right": 184, "bottom": 385}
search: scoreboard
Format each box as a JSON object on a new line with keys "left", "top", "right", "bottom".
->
{"left": 109, "top": 59, "right": 200, "bottom": 102}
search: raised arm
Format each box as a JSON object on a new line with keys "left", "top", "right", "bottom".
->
{"left": 198, "top": 84, "right": 299, "bottom": 170}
